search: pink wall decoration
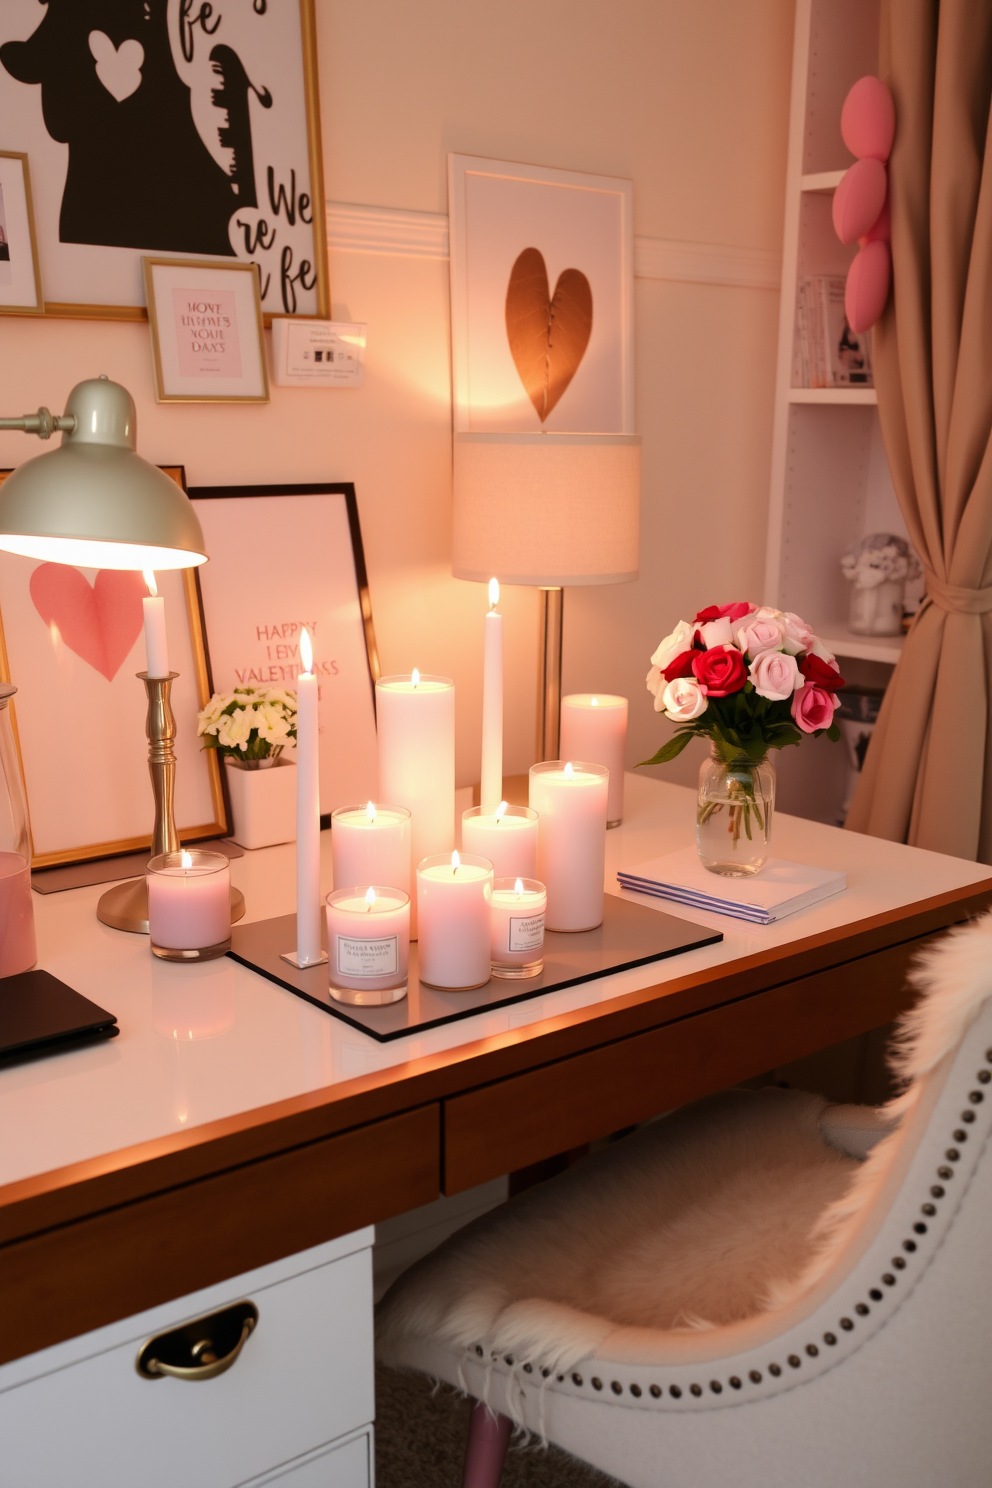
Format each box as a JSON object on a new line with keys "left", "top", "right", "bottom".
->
{"left": 834, "top": 76, "right": 895, "bottom": 332}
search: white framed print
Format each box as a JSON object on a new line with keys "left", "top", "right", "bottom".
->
{"left": 144, "top": 257, "right": 269, "bottom": 403}
{"left": 447, "top": 154, "right": 634, "bottom": 434}
{"left": 0, "top": 150, "right": 42, "bottom": 314}
{"left": 0, "top": 0, "right": 328, "bottom": 321}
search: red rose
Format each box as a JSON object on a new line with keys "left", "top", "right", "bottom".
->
{"left": 799, "top": 653, "right": 846, "bottom": 690}
{"left": 693, "top": 602, "right": 751, "bottom": 624}
{"left": 692, "top": 646, "right": 746, "bottom": 696}
{"left": 792, "top": 683, "right": 837, "bottom": 734}
{"left": 663, "top": 649, "right": 696, "bottom": 682}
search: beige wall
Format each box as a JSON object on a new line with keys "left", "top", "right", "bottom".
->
{"left": 0, "top": 0, "right": 794, "bottom": 791}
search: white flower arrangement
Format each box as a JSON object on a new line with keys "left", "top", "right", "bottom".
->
{"left": 197, "top": 685, "right": 297, "bottom": 766}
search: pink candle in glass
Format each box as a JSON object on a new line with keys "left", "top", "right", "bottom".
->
{"left": 147, "top": 849, "right": 231, "bottom": 960}
{"left": 0, "top": 851, "right": 36, "bottom": 977}
{"left": 417, "top": 851, "right": 493, "bottom": 990}
{"left": 326, "top": 885, "right": 410, "bottom": 1005}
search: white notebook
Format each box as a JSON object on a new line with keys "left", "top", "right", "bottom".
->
{"left": 617, "top": 848, "right": 846, "bottom": 924}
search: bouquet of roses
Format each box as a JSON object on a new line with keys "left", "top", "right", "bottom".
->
{"left": 644, "top": 602, "right": 844, "bottom": 767}
{"left": 197, "top": 685, "right": 297, "bottom": 766}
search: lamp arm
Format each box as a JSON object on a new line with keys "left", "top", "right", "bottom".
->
{"left": 0, "top": 409, "right": 77, "bottom": 440}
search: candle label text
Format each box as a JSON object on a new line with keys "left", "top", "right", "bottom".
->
{"left": 337, "top": 934, "right": 399, "bottom": 977}
{"left": 508, "top": 914, "right": 544, "bottom": 953}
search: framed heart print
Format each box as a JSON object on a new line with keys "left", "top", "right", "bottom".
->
{"left": 447, "top": 154, "right": 634, "bottom": 434}
{"left": 0, "top": 467, "right": 227, "bottom": 867}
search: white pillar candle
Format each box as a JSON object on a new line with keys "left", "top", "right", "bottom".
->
{"left": 294, "top": 627, "right": 324, "bottom": 966}
{"left": 480, "top": 578, "right": 503, "bottom": 813}
{"left": 560, "top": 694, "right": 628, "bottom": 826}
{"left": 462, "top": 802, "right": 538, "bottom": 879}
{"left": 147, "top": 849, "right": 231, "bottom": 960}
{"left": 142, "top": 570, "right": 169, "bottom": 678}
{"left": 490, "top": 876, "right": 547, "bottom": 979}
{"left": 376, "top": 672, "right": 455, "bottom": 933}
{"left": 529, "top": 760, "right": 609, "bottom": 932}
{"left": 331, "top": 802, "right": 411, "bottom": 899}
{"left": 416, "top": 851, "right": 493, "bottom": 990}
{"left": 326, "top": 886, "right": 410, "bottom": 1005}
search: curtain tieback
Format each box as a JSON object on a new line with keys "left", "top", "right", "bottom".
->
{"left": 924, "top": 570, "right": 992, "bottom": 614}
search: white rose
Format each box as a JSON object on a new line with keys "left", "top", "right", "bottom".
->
{"left": 697, "top": 616, "right": 734, "bottom": 649}
{"left": 735, "top": 615, "right": 785, "bottom": 658}
{"left": 650, "top": 620, "right": 694, "bottom": 671}
{"left": 808, "top": 636, "right": 837, "bottom": 665}
{"left": 646, "top": 664, "right": 665, "bottom": 706}
{"left": 779, "top": 611, "right": 816, "bottom": 656}
{"left": 748, "top": 649, "right": 801, "bottom": 700}
{"left": 662, "top": 677, "right": 708, "bottom": 721}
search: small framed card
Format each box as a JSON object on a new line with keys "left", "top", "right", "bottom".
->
{"left": 143, "top": 258, "right": 269, "bottom": 403}
{"left": 0, "top": 151, "right": 43, "bottom": 315}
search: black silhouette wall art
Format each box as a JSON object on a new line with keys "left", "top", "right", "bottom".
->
{"left": 0, "top": 0, "right": 327, "bottom": 318}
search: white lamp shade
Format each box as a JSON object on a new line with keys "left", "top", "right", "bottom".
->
{"left": 452, "top": 431, "right": 641, "bottom": 586}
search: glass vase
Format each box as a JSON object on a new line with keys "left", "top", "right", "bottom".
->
{"left": 697, "top": 749, "right": 775, "bottom": 877}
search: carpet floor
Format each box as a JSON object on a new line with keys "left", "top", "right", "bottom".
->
{"left": 375, "top": 1365, "right": 625, "bottom": 1487}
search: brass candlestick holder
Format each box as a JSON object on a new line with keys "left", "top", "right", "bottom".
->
{"left": 97, "top": 672, "right": 246, "bottom": 934}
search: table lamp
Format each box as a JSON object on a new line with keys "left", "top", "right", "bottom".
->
{"left": 452, "top": 431, "right": 641, "bottom": 760}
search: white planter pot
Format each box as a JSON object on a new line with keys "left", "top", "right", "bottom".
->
{"left": 224, "top": 757, "right": 297, "bottom": 850}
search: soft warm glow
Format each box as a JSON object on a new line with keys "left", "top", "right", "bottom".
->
{"left": 514, "top": 877, "right": 524, "bottom": 896}
{"left": 495, "top": 800, "right": 508, "bottom": 821}
{"left": 300, "top": 626, "right": 313, "bottom": 675}
{"left": 451, "top": 849, "right": 460, "bottom": 874}
{"left": 0, "top": 535, "right": 207, "bottom": 569}
{"left": 412, "top": 667, "right": 420, "bottom": 688}
{"left": 366, "top": 801, "right": 377, "bottom": 822}
{"left": 489, "top": 577, "right": 499, "bottom": 608}
{"left": 180, "top": 849, "right": 193, "bottom": 869}
{"left": 591, "top": 696, "right": 599, "bottom": 707}
{"left": 143, "top": 569, "right": 158, "bottom": 598}
{"left": 564, "top": 761, "right": 574, "bottom": 777}
{"left": 365, "top": 886, "right": 377, "bottom": 909}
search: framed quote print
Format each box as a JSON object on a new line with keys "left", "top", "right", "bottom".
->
{"left": 0, "top": 151, "right": 42, "bottom": 314}
{"left": 144, "top": 258, "right": 269, "bottom": 403}
{"left": 189, "top": 484, "right": 380, "bottom": 822}
{"left": 0, "top": 468, "right": 227, "bottom": 868}
{"left": 448, "top": 154, "right": 634, "bottom": 434}
{"left": 0, "top": 0, "right": 328, "bottom": 321}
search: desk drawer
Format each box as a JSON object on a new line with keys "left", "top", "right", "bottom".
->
{"left": 0, "top": 1241, "right": 373, "bottom": 1488}
{"left": 443, "top": 938, "right": 924, "bottom": 1191}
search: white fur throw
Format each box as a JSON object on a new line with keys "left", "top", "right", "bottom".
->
{"left": 377, "top": 910, "right": 992, "bottom": 1376}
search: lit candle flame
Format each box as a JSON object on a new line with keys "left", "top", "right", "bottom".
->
{"left": 365, "top": 886, "right": 376, "bottom": 910}
{"left": 300, "top": 626, "right": 313, "bottom": 675}
{"left": 143, "top": 569, "right": 158, "bottom": 598}
{"left": 495, "top": 800, "right": 508, "bottom": 822}
{"left": 366, "top": 801, "right": 377, "bottom": 822}
{"left": 180, "top": 849, "right": 193, "bottom": 869}
{"left": 591, "top": 696, "right": 599, "bottom": 707}
{"left": 451, "top": 849, "right": 460, "bottom": 875}
{"left": 412, "top": 667, "right": 420, "bottom": 688}
{"left": 489, "top": 577, "right": 499, "bottom": 608}
{"left": 564, "top": 761, "right": 574, "bottom": 777}
{"left": 514, "top": 877, "right": 524, "bottom": 896}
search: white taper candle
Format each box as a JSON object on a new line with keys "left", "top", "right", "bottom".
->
{"left": 480, "top": 578, "right": 503, "bottom": 814}
{"left": 142, "top": 571, "right": 169, "bottom": 678}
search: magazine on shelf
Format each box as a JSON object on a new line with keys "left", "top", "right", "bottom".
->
{"left": 792, "top": 276, "right": 873, "bottom": 389}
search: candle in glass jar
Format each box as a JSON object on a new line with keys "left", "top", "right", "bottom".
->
{"left": 147, "top": 849, "right": 232, "bottom": 960}
{"left": 462, "top": 802, "right": 538, "bottom": 880}
{"left": 490, "top": 876, "right": 546, "bottom": 979}
{"left": 142, "top": 570, "right": 169, "bottom": 678}
{"left": 331, "top": 802, "right": 411, "bottom": 899}
{"left": 0, "top": 851, "right": 36, "bottom": 976}
{"left": 376, "top": 672, "right": 455, "bottom": 901}
{"left": 560, "top": 694, "right": 628, "bottom": 826}
{"left": 529, "top": 761, "right": 609, "bottom": 932}
{"left": 480, "top": 579, "right": 503, "bottom": 813}
{"left": 416, "top": 851, "right": 493, "bottom": 990}
{"left": 326, "top": 885, "right": 410, "bottom": 1005}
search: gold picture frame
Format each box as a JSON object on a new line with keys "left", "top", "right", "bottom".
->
{"left": 143, "top": 258, "right": 270, "bottom": 404}
{"left": 0, "top": 0, "right": 328, "bottom": 324}
{"left": 0, "top": 151, "right": 43, "bottom": 316}
{"left": 0, "top": 467, "right": 228, "bottom": 868}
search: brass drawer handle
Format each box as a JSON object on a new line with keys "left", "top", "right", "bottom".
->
{"left": 137, "top": 1300, "right": 258, "bottom": 1381}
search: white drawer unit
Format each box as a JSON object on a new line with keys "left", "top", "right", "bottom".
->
{"left": 0, "top": 1231, "right": 375, "bottom": 1488}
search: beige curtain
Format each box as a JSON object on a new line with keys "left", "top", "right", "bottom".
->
{"left": 847, "top": 0, "right": 992, "bottom": 863}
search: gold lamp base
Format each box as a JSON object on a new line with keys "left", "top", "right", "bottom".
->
{"left": 97, "top": 877, "right": 246, "bottom": 935}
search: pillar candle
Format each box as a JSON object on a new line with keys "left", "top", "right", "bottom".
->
{"left": 295, "top": 627, "right": 323, "bottom": 966}
{"left": 0, "top": 850, "right": 36, "bottom": 976}
{"left": 480, "top": 579, "right": 503, "bottom": 813}
{"left": 147, "top": 849, "right": 231, "bottom": 957}
{"left": 416, "top": 851, "right": 493, "bottom": 990}
{"left": 142, "top": 570, "right": 169, "bottom": 678}
{"left": 490, "top": 876, "right": 546, "bottom": 979}
{"left": 560, "top": 694, "right": 628, "bottom": 826}
{"left": 331, "top": 802, "right": 411, "bottom": 899}
{"left": 529, "top": 760, "right": 609, "bottom": 931}
{"left": 326, "top": 886, "right": 410, "bottom": 1004}
{"left": 461, "top": 803, "right": 538, "bottom": 879}
{"left": 376, "top": 673, "right": 455, "bottom": 927}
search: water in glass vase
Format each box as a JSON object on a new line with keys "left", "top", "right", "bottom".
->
{"left": 697, "top": 750, "right": 775, "bottom": 876}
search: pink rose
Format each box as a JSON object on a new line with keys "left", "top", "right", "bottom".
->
{"left": 780, "top": 611, "right": 817, "bottom": 656}
{"left": 749, "top": 649, "right": 801, "bottom": 700}
{"left": 736, "top": 616, "right": 785, "bottom": 658}
{"left": 661, "top": 676, "right": 708, "bottom": 721}
{"left": 791, "top": 683, "right": 837, "bottom": 733}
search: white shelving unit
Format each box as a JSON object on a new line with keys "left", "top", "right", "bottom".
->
{"left": 765, "top": 0, "right": 910, "bottom": 668}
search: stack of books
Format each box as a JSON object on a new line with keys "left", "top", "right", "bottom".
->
{"left": 792, "top": 275, "right": 873, "bottom": 388}
{"left": 617, "top": 848, "right": 847, "bottom": 925}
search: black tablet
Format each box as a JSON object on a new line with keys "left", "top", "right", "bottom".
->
{"left": 0, "top": 970, "right": 118, "bottom": 1064}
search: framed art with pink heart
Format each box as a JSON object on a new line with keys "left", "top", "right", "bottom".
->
{"left": 447, "top": 154, "right": 634, "bottom": 435}
{"left": 0, "top": 467, "right": 227, "bottom": 868}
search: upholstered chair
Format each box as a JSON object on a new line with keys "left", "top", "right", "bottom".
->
{"left": 378, "top": 912, "right": 992, "bottom": 1488}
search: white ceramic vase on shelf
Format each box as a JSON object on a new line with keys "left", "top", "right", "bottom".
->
{"left": 224, "top": 756, "right": 297, "bottom": 850}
